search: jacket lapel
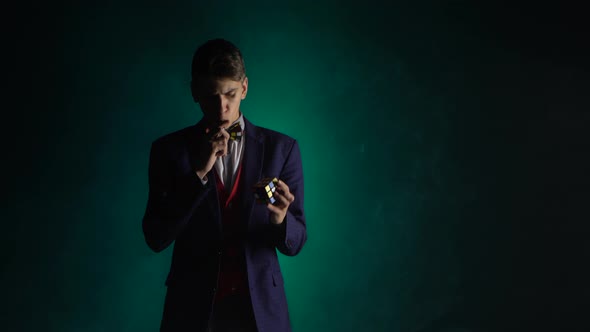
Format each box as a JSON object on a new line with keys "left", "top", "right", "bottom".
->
{"left": 239, "top": 117, "right": 264, "bottom": 228}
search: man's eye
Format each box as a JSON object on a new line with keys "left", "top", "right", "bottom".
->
{"left": 228, "top": 93, "right": 236, "bottom": 98}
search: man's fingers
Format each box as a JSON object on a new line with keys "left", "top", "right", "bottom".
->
{"left": 219, "top": 127, "right": 230, "bottom": 140}
{"left": 267, "top": 203, "right": 281, "bottom": 214}
{"left": 212, "top": 139, "right": 228, "bottom": 157}
{"left": 276, "top": 180, "right": 295, "bottom": 202}
{"left": 207, "top": 127, "right": 230, "bottom": 142}
{"left": 273, "top": 191, "right": 291, "bottom": 208}
{"left": 275, "top": 183, "right": 295, "bottom": 203}
{"left": 277, "top": 179, "right": 290, "bottom": 192}
{"left": 215, "top": 145, "right": 227, "bottom": 157}
{"left": 210, "top": 134, "right": 228, "bottom": 143}
{"left": 209, "top": 127, "right": 228, "bottom": 157}
{"left": 274, "top": 191, "right": 295, "bottom": 210}
{"left": 287, "top": 192, "right": 295, "bottom": 203}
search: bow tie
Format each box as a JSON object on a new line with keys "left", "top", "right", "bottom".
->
{"left": 226, "top": 122, "right": 243, "bottom": 141}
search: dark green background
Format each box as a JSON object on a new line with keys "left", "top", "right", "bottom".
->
{"left": 3, "top": 1, "right": 589, "bottom": 331}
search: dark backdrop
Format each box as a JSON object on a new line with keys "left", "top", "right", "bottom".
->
{"left": 3, "top": 1, "right": 589, "bottom": 331}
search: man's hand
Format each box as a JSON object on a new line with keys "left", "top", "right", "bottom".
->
{"left": 195, "top": 127, "right": 229, "bottom": 179}
{"left": 267, "top": 179, "right": 295, "bottom": 225}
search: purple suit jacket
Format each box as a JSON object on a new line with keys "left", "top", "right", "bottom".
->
{"left": 142, "top": 116, "right": 307, "bottom": 332}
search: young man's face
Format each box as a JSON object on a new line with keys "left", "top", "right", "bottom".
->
{"left": 193, "top": 76, "right": 248, "bottom": 129}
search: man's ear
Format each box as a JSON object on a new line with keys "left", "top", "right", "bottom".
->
{"left": 190, "top": 80, "right": 199, "bottom": 103}
{"left": 241, "top": 77, "right": 248, "bottom": 100}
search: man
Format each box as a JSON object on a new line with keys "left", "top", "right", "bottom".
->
{"left": 142, "top": 38, "right": 307, "bottom": 332}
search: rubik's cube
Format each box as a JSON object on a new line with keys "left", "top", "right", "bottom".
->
{"left": 253, "top": 177, "right": 279, "bottom": 204}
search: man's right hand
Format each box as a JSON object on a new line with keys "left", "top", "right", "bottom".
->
{"left": 195, "top": 126, "right": 229, "bottom": 180}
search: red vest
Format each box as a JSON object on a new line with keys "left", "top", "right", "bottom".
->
{"left": 214, "top": 162, "right": 249, "bottom": 302}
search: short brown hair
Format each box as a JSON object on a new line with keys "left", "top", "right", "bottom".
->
{"left": 191, "top": 38, "right": 246, "bottom": 81}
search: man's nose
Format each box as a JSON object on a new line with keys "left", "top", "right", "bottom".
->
{"left": 217, "top": 96, "right": 228, "bottom": 112}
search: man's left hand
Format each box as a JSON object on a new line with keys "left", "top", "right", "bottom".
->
{"left": 267, "top": 179, "right": 295, "bottom": 225}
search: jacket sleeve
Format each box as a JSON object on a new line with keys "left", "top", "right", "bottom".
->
{"left": 271, "top": 140, "right": 307, "bottom": 256}
{"left": 142, "top": 140, "right": 214, "bottom": 253}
